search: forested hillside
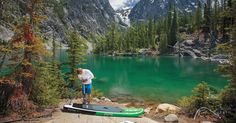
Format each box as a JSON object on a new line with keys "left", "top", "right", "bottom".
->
{"left": 94, "top": 0, "right": 234, "bottom": 62}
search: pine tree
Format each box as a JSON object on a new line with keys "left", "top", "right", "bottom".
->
{"left": 0, "top": 0, "right": 3, "bottom": 20}
{"left": 106, "top": 23, "right": 120, "bottom": 53}
{"left": 8, "top": 0, "right": 48, "bottom": 95}
{"left": 217, "top": 0, "right": 236, "bottom": 122}
{"left": 159, "top": 33, "right": 168, "bottom": 53}
{"left": 168, "top": 7, "right": 178, "bottom": 47}
{"left": 194, "top": 1, "right": 202, "bottom": 31}
{"left": 148, "top": 18, "right": 155, "bottom": 47}
{"left": 167, "top": 3, "right": 172, "bottom": 30}
{"left": 66, "top": 31, "right": 87, "bottom": 88}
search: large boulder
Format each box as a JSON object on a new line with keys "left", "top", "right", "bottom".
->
{"left": 164, "top": 114, "right": 179, "bottom": 122}
{"left": 156, "top": 103, "right": 181, "bottom": 113}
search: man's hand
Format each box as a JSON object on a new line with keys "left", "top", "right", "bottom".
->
{"left": 82, "top": 79, "right": 88, "bottom": 83}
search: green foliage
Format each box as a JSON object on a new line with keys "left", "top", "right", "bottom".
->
{"left": 217, "top": 1, "right": 236, "bottom": 121}
{"left": 168, "top": 8, "right": 178, "bottom": 47}
{"left": 30, "top": 62, "right": 66, "bottom": 108}
{"left": 93, "top": 2, "right": 182, "bottom": 54}
{"left": 106, "top": 23, "right": 120, "bottom": 52}
{"left": 178, "top": 82, "right": 221, "bottom": 115}
{"left": 66, "top": 31, "right": 87, "bottom": 87}
{"left": 48, "top": 0, "right": 67, "bottom": 22}
{"left": 159, "top": 34, "right": 168, "bottom": 53}
{"left": 92, "top": 88, "right": 103, "bottom": 98}
{"left": 194, "top": 1, "right": 203, "bottom": 31}
{"left": 219, "top": 85, "right": 236, "bottom": 107}
{"left": 94, "top": 20, "right": 160, "bottom": 54}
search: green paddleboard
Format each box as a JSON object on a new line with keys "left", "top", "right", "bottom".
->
{"left": 63, "top": 103, "right": 144, "bottom": 117}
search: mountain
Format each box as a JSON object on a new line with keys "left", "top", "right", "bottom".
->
{"left": 116, "top": 7, "right": 132, "bottom": 26}
{"left": 0, "top": 0, "right": 123, "bottom": 43}
{"left": 112, "top": 0, "right": 140, "bottom": 26}
{"left": 123, "top": 0, "right": 140, "bottom": 9}
{"left": 129, "top": 0, "right": 201, "bottom": 22}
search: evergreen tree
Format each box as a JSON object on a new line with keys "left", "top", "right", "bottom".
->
{"left": 159, "top": 34, "right": 168, "bottom": 53}
{"left": 194, "top": 1, "right": 202, "bottom": 31}
{"left": 167, "top": 3, "right": 172, "bottom": 30}
{"left": 106, "top": 23, "right": 120, "bottom": 52}
{"left": 0, "top": 0, "right": 3, "bottom": 20}
{"left": 168, "top": 7, "right": 178, "bottom": 47}
{"left": 66, "top": 31, "right": 87, "bottom": 87}
{"left": 148, "top": 18, "right": 155, "bottom": 47}
{"left": 30, "top": 62, "right": 66, "bottom": 108}
{"left": 218, "top": 0, "right": 236, "bottom": 122}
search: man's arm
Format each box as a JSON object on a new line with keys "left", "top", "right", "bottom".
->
{"left": 86, "top": 70, "right": 94, "bottom": 80}
{"left": 78, "top": 75, "right": 82, "bottom": 81}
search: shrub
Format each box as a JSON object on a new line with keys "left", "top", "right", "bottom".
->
{"left": 178, "top": 82, "right": 221, "bottom": 116}
{"left": 30, "top": 62, "right": 68, "bottom": 108}
{"left": 219, "top": 85, "right": 236, "bottom": 122}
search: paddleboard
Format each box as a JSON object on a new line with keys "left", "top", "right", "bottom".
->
{"left": 63, "top": 103, "right": 144, "bottom": 117}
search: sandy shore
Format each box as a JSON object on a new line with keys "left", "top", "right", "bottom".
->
{"left": 13, "top": 98, "right": 160, "bottom": 123}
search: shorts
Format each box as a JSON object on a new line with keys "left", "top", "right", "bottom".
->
{"left": 82, "top": 84, "right": 92, "bottom": 95}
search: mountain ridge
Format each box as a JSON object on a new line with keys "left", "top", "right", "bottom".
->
{"left": 129, "top": 0, "right": 202, "bottom": 22}
{"left": 0, "top": 0, "right": 123, "bottom": 43}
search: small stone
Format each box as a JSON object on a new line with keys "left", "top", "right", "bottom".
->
{"left": 100, "top": 96, "right": 106, "bottom": 100}
{"left": 104, "top": 98, "right": 111, "bottom": 102}
{"left": 100, "top": 97, "right": 111, "bottom": 102}
{"left": 93, "top": 98, "right": 100, "bottom": 102}
{"left": 144, "top": 107, "right": 152, "bottom": 114}
{"left": 201, "top": 121, "right": 213, "bottom": 123}
{"left": 164, "top": 114, "right": 178, "bottom": 122}
{"left": 119, "top": 121, "right": 135, "bottom": 123}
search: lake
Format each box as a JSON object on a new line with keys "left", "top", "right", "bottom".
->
{"left": 61, "top": 55, "right": 228, "bottom": 103}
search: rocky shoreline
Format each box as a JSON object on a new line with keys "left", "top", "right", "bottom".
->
{"left": 87, "top": 97, "right": 215, "bottom": 123}
{"left": 0, "top": 96, "right": 217, "bottom": 123}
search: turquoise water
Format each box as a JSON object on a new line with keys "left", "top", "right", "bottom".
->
{"left": 61, "top": 55, "right": 228, "bottom": 103}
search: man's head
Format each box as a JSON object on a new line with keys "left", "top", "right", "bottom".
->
{"left": 77, "top": 68, "right": 83, "bottom": 74}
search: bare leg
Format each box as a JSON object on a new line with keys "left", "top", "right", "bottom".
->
{"left": 88, "top": 94, "right": 92, "bottom": 104}
{"left": 83, "top": 94, "right": 86, "bottom": 104}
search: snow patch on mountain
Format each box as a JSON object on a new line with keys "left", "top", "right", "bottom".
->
{"left": 116, "top": 7, "right": 132, "bottom": 26}
{"left": 109, "top": 0, "right": 140, "bottom": 10}
{"left": 109, "top": 0, "right": 140, "bottom": 26}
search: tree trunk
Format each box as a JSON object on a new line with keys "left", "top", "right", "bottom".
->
{"left": 0, "top": 0, "right": 3, "bottom": 20}
{"left": 0, "top": 53, "right": 7, "bottom": 71}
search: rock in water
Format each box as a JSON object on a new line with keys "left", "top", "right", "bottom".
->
{"left": 164, "top": 114, "right": 178, "bottom": 122}
{"left": 156, "top": 103, "right": 180, "bottom": 113}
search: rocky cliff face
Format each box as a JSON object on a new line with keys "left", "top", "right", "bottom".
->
{"left": 0, "top": 0, "right": 123, "bottom": 43}
{"left": 116, "top": 7, "right": 132, "bottom": 26}
{"left": 129, "top": 0, "right": 202, "bottom": 22}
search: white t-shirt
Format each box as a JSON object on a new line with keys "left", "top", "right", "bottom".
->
{"left": 78, "top": 69, "right": 94, "bottom": 85}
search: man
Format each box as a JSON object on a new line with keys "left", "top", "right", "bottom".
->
{"left": 77, "top": 68, "right": 94, "bottom": 104}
